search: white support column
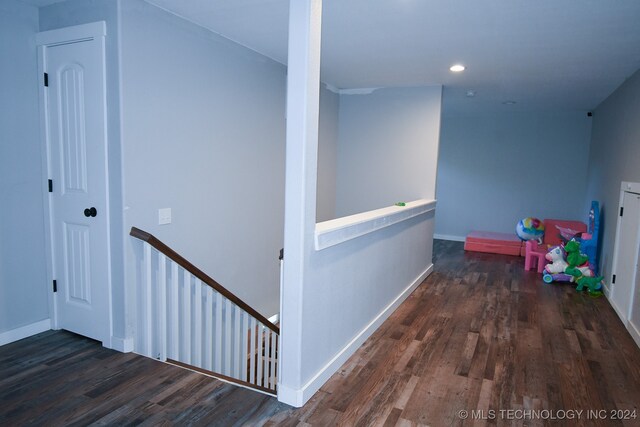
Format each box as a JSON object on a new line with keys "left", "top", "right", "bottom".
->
{"left": 280, "top": 0, "right": 323, "bottom": 407}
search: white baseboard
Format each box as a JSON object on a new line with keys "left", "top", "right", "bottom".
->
{"left": 628, "top": 321, "right": 640, "bottom": 349}
{"left": 604, "top": 290, "right": 627, "bottom": 328}
{"left": 434, "top": 233, "right": 466, "bottom": 242}
{"left": 602, "top": 282, "right": 611, "bottom": 298}
{"left": 278, "top": 264, "right": 434, "bottom": 407}
{"left": 278, "top": 382, "right": 305, "bottom": 408}
{"left": 0, "top": 319, "right": 51, "bottom": 346}
{"left": 603, "top": 287, "right": 640, "bottom": 350}
{"left": 111, "top": 335, "right": 134, "bottom": 352}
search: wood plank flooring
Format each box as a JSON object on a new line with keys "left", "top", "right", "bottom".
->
{"left": 1, "top": 240, "right": 639, "bottom": 426}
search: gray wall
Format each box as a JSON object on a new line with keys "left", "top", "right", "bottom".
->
{"left": 0, "top": 0, "right": 49, "bottom": 334}
{"left": 120, "top": 0, "right": 287, "bottom": 328}
{"left": 316, "top": 85, "right": 339, "bottom": 222}
{"left": 585, "top": 68, "right": 640, "bottom": 281}
{"left": 435, "top": 111, "right": 592, "bottom": 240}
{"left": 335, "top": 87, "right": 443, "bottom": 217}
{"left": 39, "top": 0, "right": 126, "bottom": 342}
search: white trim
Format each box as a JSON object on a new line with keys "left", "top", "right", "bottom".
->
{"left": 609, "top": 182, "right": 640, "bottom": 323}
{"left": 621, "top": 181, "right": 640, "bottom": 194}
{"left": 0, "top": 319, "right": 51, "bottom": 346}
{"left": 323, "top": 82, "right": 340, "bottom": 94}
{"left": 434, "top": 233, "right": 466, "bottom": 242}
{"left": 628, "top": 320, "right": 640, "bottom": 349}
{"left": 162, "top": 359, "right": 276, "bottom": 397}
{"left": 37, "top": 45, "right": 58, "bottom": 330}
{"left": 607, "top": 295, "right": 628, "bottom": 327}
{"left": 339, "top": 87, "right": 381, "bottom": 95}
{"left": 277, "top": 382, "right": 305, "bottom": 408}
{"left": 607, "top": 181, "right": 640, "bottom": 350}
{"left": 315, "top": 199, "right": 437, "bottom": 250}
{"left": 268, "top": 313, "right": 280, "bottom": 325}
{"left": 602, "top": 281, "right": 612, "bottom": 298}
{"left": 278, "top": 264, "right": 433, "bottom": 407}
{"left": 111, "top": 336, "right": 134, "bottom": 352}
{"left": 35, "top": 21, "right": 106, "bottom": 46}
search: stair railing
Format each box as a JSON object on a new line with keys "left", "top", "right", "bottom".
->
{"left": 130, "top": 227, "right": 279, "bottom": 395}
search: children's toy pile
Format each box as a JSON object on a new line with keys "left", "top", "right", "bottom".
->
{"left": 542, "top": 239, "right": 603, "bottom": 296}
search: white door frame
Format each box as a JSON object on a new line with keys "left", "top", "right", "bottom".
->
{"left": 36, "top": 21, "right": 114, "bottom": 348}
{"left": 609, "top": 181, "right": 640, "bottom": 348}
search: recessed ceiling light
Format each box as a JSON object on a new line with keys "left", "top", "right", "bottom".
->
{"left": 450, "top": 64, "right": 465, "bottom": 72}
{"left": 502, "top": 100, "right": 517, "bottom": 105}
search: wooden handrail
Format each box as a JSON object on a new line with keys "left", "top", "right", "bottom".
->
{"left": 130, "top": 227, "right": 279, "bottom": 335}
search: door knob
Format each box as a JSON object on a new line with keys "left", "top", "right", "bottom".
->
{"left": 84, "top": 207, "right": 97, "bottom": 217}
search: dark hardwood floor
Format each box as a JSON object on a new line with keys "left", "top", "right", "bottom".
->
{"left": 1, "top": 240, "right": 639, "bottom": 426}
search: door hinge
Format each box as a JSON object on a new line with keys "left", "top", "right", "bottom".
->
{"left": 279, "top": 248, "right": 284, "bottom": 261}
{"left": 52, "top": 279, "right": 57, "bottom": 293}
{"left": 620, "top": 207, "right": 624, "bottom": 217}
{"left": 44, "top": 72, "right": 49, "bottom": 87}
{"left": 612, "top": 274, "right": 616, "bottom": 284}
{"left": 48, "top": 179, "right": 53, "bottom": 193}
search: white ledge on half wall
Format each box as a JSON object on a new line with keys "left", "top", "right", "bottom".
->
{"left": 315, "top": 199, "right": 437, "bottom": 250}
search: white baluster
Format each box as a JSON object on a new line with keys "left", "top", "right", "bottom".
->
{"left": 256, "top": 323, "right": 264, "bottom": 387}
{"left": 273, "top": 334, "right": 280, "bottom": 389}
{"left": 194, "top": 279, "right": 202, "bottom": 367}
{"left": 215, "top": 293, "right": 223, "bottom": 372}
{"left": 183, "top": 269, "right": 191, "bottom": 363}
{"left": 224, "top": 298, "right": 232, "bottom": 375}
{"left": 241, "top": 312, "right": 249, "bottom": 382}
{"left": 234, "top": 307, "right": 241, "bottom": 378}
{"left": 170, "top": 262, "right": 179, "bottom": 359}
{"left": 144, "top": 244, "right": 153, "bottom": 357}
{"left": 205, "top": 286, "right": 213, "bottom": 371}
{"left": 249, "top": 317, "right": 256, "bottom": 384}
{"left": 265, "top": 330, "right": 272, "bottom": 389}
{"left": 158, "top": 253, "right": 167, "bottom": 361}
{"left": 133, "top": 232, "right": 281, "bottom": 394}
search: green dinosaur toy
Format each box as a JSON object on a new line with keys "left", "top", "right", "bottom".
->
{"left": 565, "top": 266, "right": 603, "bottom": 296}
{"left": 564, "top": 240, "right": 589, "bottom": 267}
{"left": 575, "top": 275, "right": 604, "bottom": 296}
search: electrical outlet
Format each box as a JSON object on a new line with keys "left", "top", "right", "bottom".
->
{"left": 158, "top": 208, "right": 171, "bottom": 225}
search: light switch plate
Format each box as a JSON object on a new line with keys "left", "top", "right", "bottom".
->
{"left": 158, "top": 208, "right": 172, "bottom": 225}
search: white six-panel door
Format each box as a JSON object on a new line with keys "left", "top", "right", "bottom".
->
{"left": 38, "top": 22, "right": 111, "bottom": 346}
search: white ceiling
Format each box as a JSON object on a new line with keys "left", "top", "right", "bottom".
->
{"left": 26, "top": 0, "right": 640, "bottom": 114}
{"left": 143, "top": 0, "right": 640, "bottom": 114}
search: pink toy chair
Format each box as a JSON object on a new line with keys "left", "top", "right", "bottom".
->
{"left": 524, "top": 240, "right": 547, "bottom": 273}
